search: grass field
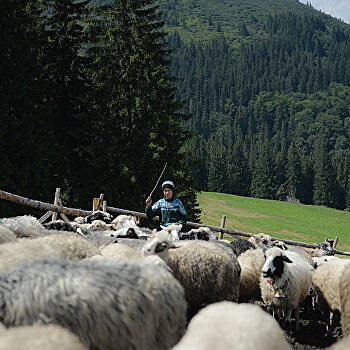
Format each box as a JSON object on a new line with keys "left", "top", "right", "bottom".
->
{"left": 197, "top": 191, "right": 350, "bottom": 252}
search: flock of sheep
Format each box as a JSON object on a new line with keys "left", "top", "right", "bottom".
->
{"left": 0, "top": 210, "right": 349, "bottom": 349}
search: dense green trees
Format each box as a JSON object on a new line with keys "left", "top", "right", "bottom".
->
{"left": 0, "top": 0, "right": 200, "bottom": 221}
{"left": 0, "top": 0, "right": 55, "bottom": 215}
{"left": 167, "top": 10, "right": 350, "bottom": 210}
{"left": 2, "top": 0, "right": 350, "bottom": 218}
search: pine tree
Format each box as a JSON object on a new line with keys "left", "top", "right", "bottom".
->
{"left": 84, "top": 0, "right": 198, "bottom": 217}
{"left": 250, "top": 135, "right": 276, "bottom": 199}
{"left": 226, "top": 138, "right": 251, "bottom": 196}
{"left": 38, "top": 0, "right": 92, "bottom": 204}
{"left": 0, "top": 0, "right": 55, "bottom": 215}
{"left": 285, "top": 141, "right": 303, "bottom": 201}
{"left": 206, "top": 138, "right": 227, "bottom": 193}
{"left": 313, "top": 140, "right": 340, "bottom": 208}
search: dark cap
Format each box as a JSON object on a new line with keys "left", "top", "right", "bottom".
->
{"left": 162, "top": 180, "right": 175, "bottom": 192}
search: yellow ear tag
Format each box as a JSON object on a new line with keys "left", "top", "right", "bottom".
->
{"left": 274, "top": 290, "right": 286, "bottom": 298}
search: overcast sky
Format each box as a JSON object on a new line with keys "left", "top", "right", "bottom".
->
{"left": 299, "top": 0, "right": 350, "bottom": 24}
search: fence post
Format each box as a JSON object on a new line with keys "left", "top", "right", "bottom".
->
{"left": 92, "top": 198, "right": 99, "bottom": 211}
{"left": 333, "top": 237, "right": 339, "bottom": 249}
{"left": 93, "top": 193, "right": 104, "bottom": 211}
{"left": 220, "top": 215, "right": 226, "bottom": 240}
{"left": 52, "top": 188, "right": 61, "bottom": 221}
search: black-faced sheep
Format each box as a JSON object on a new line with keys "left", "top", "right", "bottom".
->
{"left": 43, "top": 219, "right": 76, "bottom": 232}
{"left": 180, "top": 227, "right": 216, "bottom": 241}
{"left": 304, "top": 241, "right": 335, "bottom": 257}
{"left": 171, "top": 301, "right": 292, "bottom": 350}
{"left": 84, "top": 210, "right": 113, "bottom": 224}
{"left": 260, "top": 247, "right": 314, "bottom": 330}
{"left": 0, "top": 257, "right": 187, "bottom": 350}
{"left": 230, "top": 237, "right": 255, "bottom": 256}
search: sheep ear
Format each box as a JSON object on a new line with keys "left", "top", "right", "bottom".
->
{"left": 283, "top": 256, "right": 293, "bottom": 263}
{"left": 168, "top": 243, "right": 180, "bottom": 249}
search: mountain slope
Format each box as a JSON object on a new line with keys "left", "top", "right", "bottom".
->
{"left": 157, "top": 0, "right": 348, "bottom": 46}
{"left": 156, "top": 0, "right": 350, "bottom": 210}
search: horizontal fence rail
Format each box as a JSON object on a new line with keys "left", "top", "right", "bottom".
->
{"left": 1, "top": 189, "right": 350, "bottom": 256}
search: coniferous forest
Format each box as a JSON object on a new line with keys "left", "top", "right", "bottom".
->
{"left": 1, "top": 0, "right": 350, "bottom": 219}
{"left": 162, "top": 0, "right": 350, "bottom": 211}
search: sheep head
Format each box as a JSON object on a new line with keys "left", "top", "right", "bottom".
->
{"left": 262, "top": 248, "right": 293, "bottom": 279}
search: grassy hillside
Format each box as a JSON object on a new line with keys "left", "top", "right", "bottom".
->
{"left": 197, "top": 191, "right": 350, "bottom": 252}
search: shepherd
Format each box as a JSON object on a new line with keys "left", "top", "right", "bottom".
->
{"left": 145, "top": 180, "right": 187, "bottom": 228}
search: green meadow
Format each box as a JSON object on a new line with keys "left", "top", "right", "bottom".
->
{"left": 197, "top": 192, "right": 350, "bottom": 252}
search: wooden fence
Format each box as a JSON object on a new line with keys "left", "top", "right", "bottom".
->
{"left": 1, "top": 188, "right": 350, "bottom": 256}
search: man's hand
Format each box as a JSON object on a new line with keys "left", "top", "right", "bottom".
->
{"left": 146, "top": 196, "right": 152, "bottom": 208}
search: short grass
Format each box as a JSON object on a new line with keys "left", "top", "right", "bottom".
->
{"left": 197, "top": 191, "right": 350, "bottom": 253}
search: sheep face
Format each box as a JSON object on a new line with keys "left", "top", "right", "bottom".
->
{"left": 319, "top": 242, "right": 335, "bottom": 256}
{"left": 142, "top": 237, "right": 170, "bottom": 263}
{"left": 262, "top": 252, "right": 293, "bottom": 278}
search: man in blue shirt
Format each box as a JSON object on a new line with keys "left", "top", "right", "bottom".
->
{"left": 145, "top": 180, "right": 187, "bottom": 227}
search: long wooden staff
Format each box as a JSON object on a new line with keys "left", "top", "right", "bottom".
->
{"left": 148, "top": 162, "right": 168, "bottom": 198}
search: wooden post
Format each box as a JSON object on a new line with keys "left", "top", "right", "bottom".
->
{"left": 52, "top": 188, "right": 61, "bottom": 221}
{"left": 39, "top": 188, "right": 62, "bottom": 223}
{"left": 92, "top": 198, "right": 100, "bottom": 211}
{"left": 56, "top": 198, "right": 70, "bottom": 223}
{"left": 38, "top": 210, "right": 53, "bottom": 224}
{"left": 93, "top": 193, "right": 104, "bottom": 211}
{"left": 220, "top": 215, "right": 226, "bottom": 240}
{"left": 333, "top": 237, "right": 339, "bottom": 249}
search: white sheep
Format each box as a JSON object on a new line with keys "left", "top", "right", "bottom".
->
{"left": 161, "top": 223, "right": 183, "bottom": 241}
{"left": 78, "top": 230, "right": 118, "bottom": 248}
{"left": 340, "top": 265, "right": 350, "bottom": 337}
{"left": 0, "top": 324, "right": 88, "bottom": 350}
{"left": 172, "top": 301, "right": 292, "bottom": 350}
{"left": 0, "top": 257, "right": 187, "bottom": 350}
{"left": 0, "top": 224, "right": 17, "bottom": 244}
{"left": 260, "top": 247, "right": 314, "bottom": 331}
{"left": 329, "top": 334, "right": 350, "bottom": 349}
{"left": 0, "top": 233, "right": 100, "bottom": 274}
{"left": 168, "top": 240, "right": 241, "bottom": 319}
{"left": 313, "top": 259, "right": 350, "bottom": 332}
{"left": 304, "top": 241, "right": 335, "bottom": 257}
{"left": 112, "top": 214, "right": 138, "bottom": 228}
{"left": 100, "top": 242, "right": 140, "bottom": 259}
{"left": 248, "top": 233, "right": 274, "bottom": 250}
{"left": 313, "top": 255, "right": 343, "bottom": 268}
{"left": 237, "top": 247, "right": 266, "bottom": 303}
{"left": 109, "top": 214, "right": 152, "bottom": 238}
{"left": 285, "top": 245, "right": 315, "bottom": 267}
{"left": 101, "top": 230, "right": 173, "bottom": 265}
{"left": 1, "top": 215, "right": 47, "bottom": 238}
